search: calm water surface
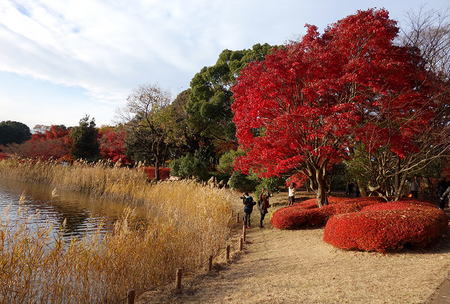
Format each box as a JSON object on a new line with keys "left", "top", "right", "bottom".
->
{"left": 0, "top": 177, "right": 145, "bottom": 239}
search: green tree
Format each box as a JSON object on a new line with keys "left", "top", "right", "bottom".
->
{"left": 229, "top": 171, "right": 259, "bottom": 192}
{"left": 169, "top": 154, "right": 209, "bottom": 180}
{"left": 167, "top": 89, "right": 202, "bottom": 157}
{"left": 69, "top": 116, "right": 100, "bottom": 162}
{"left": 0, "top": 121, "right": 31, "bottom": 146}
{"left": 217, "top": 149, "right": 245, "bottom": 174}
{"left": 185, "top": 43, "right": 279, "bottom": 143}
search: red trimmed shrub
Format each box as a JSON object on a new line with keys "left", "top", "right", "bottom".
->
{"left": 0, "top": 153, "right": 8, "bottom": 161}
{"left": 269, "top": 207, "right": 332, "bottom": 229}
{"left": 270, "top": 196, "right": 384, "bottom": 229}
{"left": 323, "top": 202, "right": 448, "bottom": 252}
{"left": 143, "top": 167, "right": 171, "bottom": 180}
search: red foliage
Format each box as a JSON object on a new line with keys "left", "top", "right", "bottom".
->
{"left": 142, "top": 167, "right": 171, "bottom": 180}
{"left": 2, "top": 125, "right": 72, "bottom": 161}
{"left": 4, "top": 138, "right": 71, "bottom": 161}
{"left": 0, "top": 153, "right": 8, "bottom": 161}
{"left": 270, "top": 196, "right": 384, "bottom": 229}
{"left": 98, "top": 129, "right": 132, "bottom": 165}
{"left": 323, "top": 201, "right": 448, "bottom": 252}
{"left": 31, "top": 125, "right": 70, "bottom": 142}
{"left": 231, "top": 9, "right": 433, "bottom": 207}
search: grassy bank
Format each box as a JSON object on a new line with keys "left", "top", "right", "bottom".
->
{"left": 0, "top": 158, "right": 233, "bottom": 303}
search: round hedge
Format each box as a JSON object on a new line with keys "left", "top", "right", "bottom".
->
{"left": 270, "top": 197, "right": 384, "bottom": 229}
{"left": 323, "top": 201, "right": 448, "bottom": 253}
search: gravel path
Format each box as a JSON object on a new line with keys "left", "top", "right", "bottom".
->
{"left": 137, "top": 191, "right": 450, "bottom": 304}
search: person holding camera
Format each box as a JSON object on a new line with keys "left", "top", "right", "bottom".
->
{"left": 242, "top": 192, "right": 256, "bottom": 228}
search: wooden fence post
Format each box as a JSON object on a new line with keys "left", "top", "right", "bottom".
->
{"left": 243, "top": 223, "right": 247, "bottom": 242}
{"left": 176, "top": 268, "right": 182, "bottom": 291}
{"left": 208, "top": 255, "right": 213, "bottom": 272}
{"left": 240, "top": 237, "right": 243, "bottom": 251}
{"left": 226, "top": 245, "right": 230, "bottom": 261}
{"left": 127, "top": 289, "right": 135, "bottom": 304}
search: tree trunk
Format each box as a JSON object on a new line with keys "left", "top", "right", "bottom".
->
{"left": 154, "top": 158, "right": 160, "bottom": 181}
{"left": 355, "top": 181, "right": 366, "bottom": 197}
{"left": 316, "top": 167, "right": 329, "bottom": 207}
{"left": 395, "top": 172, "right": 408, "bottom": 201}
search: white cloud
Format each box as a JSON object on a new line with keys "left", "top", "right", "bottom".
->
{"left": 0, "top": 0, "right": 449, "bottom": 128}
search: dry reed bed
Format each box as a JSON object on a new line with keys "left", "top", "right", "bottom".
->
{"left": 0, "top": 158, "right": 233, "bottom": 303}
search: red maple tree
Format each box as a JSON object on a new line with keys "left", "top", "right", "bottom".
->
{"left": 98, "top": 128, "right": 132, "bottom": 165}
{"left": 231, "top": 9, "right": 433, "bottom": 207}
{"left": 2, "top": 125, "right": 72, "bottom": 161}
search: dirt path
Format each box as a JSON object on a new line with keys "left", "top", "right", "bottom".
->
{"left": 137, "top": 191, "right": 450, "bottom": 304}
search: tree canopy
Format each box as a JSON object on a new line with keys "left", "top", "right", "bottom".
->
{"left": 185, "top": 43, "right": 279, "bottom": 143}
{"left": 0, "top": 121, "right": 31, "bottom": 146}
{"left": 232, "top": 8, "right": 439, "bottom": 206}
{"left": 69, "top": 116, "right": 100, "bottom": 162}
{"left": 116, "top": 84, "right": 187, "bottom": 179}
{"left": 345, "top": 7, "right": 450, "bottom": 200}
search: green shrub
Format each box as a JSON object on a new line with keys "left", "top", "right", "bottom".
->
{"left": 229, "top": 171, "right": 258, "bottom": 192}
{"left": 169, "top": 154, "right": 209, "bottom": 180}
{"left": 255, "top": 176, "right": 284, "bottom": 197}
{"left": 194, "top": 146, "right": 219, "bottom": 170}
{"left": 217, "top": 149, "right": 245, "bottom": 174}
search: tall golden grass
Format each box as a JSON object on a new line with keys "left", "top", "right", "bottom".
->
{"left": 0, "top": 158, "right": 233, "bottom": 303}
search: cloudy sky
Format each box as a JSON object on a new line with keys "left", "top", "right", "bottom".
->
{"left": 0, "top": 0, "right": 449, "bottom": 130}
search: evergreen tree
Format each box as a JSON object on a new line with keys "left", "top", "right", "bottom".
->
{"left": 69, "top": 116, "right": 100, "bottom": 162}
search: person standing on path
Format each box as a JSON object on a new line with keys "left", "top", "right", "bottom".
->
{"left": 410, "top": 175, "right": 420, "bottom": 199}
{"left": 258, "top": 188, "right": 271, "bottom": 228}
{"left": 288, "top": 183, "right": 296, "bottom": 206}
{"left": 437, "top": 177, "right": 448, "bottom": 210}
{"left": 242, "top": 192, "right": 256, "bottom": 228}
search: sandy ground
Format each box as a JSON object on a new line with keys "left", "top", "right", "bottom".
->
{"left": 136, "top": 190, "right": 450, "bottom": 304}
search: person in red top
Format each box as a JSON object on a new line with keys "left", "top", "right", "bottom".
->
{"left": 258, "top": 188, "right": 271, "bottom": 228}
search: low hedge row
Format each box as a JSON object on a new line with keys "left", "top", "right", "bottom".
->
{"left": 270, "top": 196, "right": 384, "bottom": 229}
{"left": 142, "top": 167, "right": 171, "bottom": 180}
{"left": 323, "top": 200, "right": 448, "bottom": 252}
{"left": 270, "top": 196, "right": 448, "bottom": 252}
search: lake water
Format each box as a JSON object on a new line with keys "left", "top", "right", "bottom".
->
{"left": 0, "top": 177, "right": 144, "bottom": 239}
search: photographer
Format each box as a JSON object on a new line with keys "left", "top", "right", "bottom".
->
{"left": 241, "top": 192, "right": 256, "bottom": 228}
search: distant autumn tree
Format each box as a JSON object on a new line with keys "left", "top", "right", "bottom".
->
{"left": 1, "top": 125, "right": 71, "bottom": 161}
{"left": 98, "top": 128, "right": 132, "bottom": 165}
{"left": 232, "top": 9, "right": 436, "bottom": 207}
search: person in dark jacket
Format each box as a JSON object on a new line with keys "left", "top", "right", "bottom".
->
{"left": 258, "top": 188, "right": 271, "bottom": 228}
{"left": 242, "top": 192, "right": 256, "bottom": 228}
{"left": 439, "top": 177, "right": 449, "bottom": 210}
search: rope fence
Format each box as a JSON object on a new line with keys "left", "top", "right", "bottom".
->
{"left": 121, "top": 209, "right": 249, "bottom": 304}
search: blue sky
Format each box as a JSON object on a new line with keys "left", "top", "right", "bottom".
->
{"left": 0, "top": 0, "right": 449, "bottom": 130}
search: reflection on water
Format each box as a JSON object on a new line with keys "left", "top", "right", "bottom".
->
{"left": 0, "top": 178, "right": 145, "bottom": 239}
